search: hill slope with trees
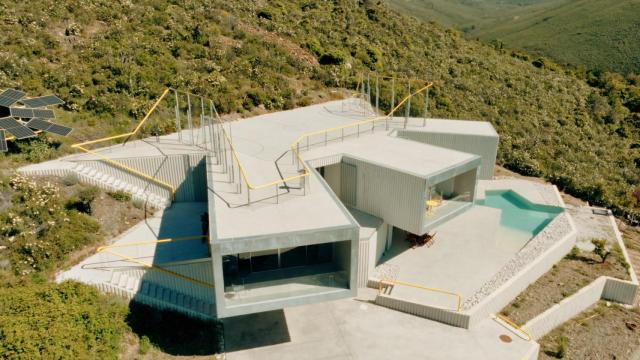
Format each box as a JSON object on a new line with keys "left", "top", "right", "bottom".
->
{"left": 2, "top": 0, "right": 640, "bottom": 355}
{"left": 387, "top": 0, "right": 640, "bottom": 74}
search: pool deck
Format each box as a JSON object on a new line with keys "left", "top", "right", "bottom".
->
{"left": 376, "top": 205, "right": 521, "bottom": 309}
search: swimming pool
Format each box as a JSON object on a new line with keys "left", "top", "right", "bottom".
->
{"left": 476, "top": 190, "right": 563, "bottom": 250}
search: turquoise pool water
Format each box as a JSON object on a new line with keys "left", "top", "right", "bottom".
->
{"left": 476, "top": 190, "right": 563, "bottom": 246}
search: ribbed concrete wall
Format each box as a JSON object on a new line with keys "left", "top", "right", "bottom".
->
{"left": 358, "top": 239, "right": 370, "bottom": 288}
{"left": 342, "top": 157, "right": 426, "bottom": 235}
{"left": 77, "top": 153, "right": 207, "bottom": 202}
{"left": 375, "top": 294, "right": 470, "bottom": 328}
{"left": 117, "top": 259, "right": 214, "bottom": 302}
{"left": 396, "top": 130, "right": 498, "bottom": 180}
{"left": 602, "top": 277, "right": 639, "bottom": 304}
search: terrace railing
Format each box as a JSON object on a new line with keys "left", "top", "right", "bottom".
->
{"left": 70, "top": 73, "right": 434, "bottom": 207}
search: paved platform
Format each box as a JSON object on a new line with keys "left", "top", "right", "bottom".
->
{"left": 223, "top": 292, "right": 537, "bottom": 360}
{"left": 376, "top": 205, "right": 521, "bottom": 309}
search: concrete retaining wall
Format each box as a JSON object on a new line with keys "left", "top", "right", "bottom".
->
{"left": 375, "top": 294, "right": 470, "bottom": 328}
{"left": 523, "top": 276, "right": 638, "bottom": 339}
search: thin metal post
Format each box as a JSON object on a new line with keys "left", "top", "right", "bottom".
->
{"left": 201, "top": 97, "right": 206, "bottom": 149}
{"left": 341, "top": 128, "right": 344, "bottom": 141}
{"left": 375, "top": 75, "right": 379, "bottom": 113}
{"left": 275, "top": 184, "right": 279, "bottom": 204}
{"left": 404, "top": 80, "right": 410, "bottom": 129}
{"left": 187, "top": 93, "right": 194, "bottom": 145}
{"left": 174, "top": 90, "right": 182, "bottom": 143}
{"left": 390, "top": 78, "right": 395, "bottom": 116}
{"left": 360, "top": 73, "right": 366, "bottom": 114}
{"left": 324, "top": 131, "right": 327, "bottom": 146}
{"left": 357, "top": 124, "right": 360, "bottom": 137}
{"left": 367, "top": 74, "right": 371, "bottom": 110}
{"left": 424, "top": 87, "right": 430, "bottom": 127}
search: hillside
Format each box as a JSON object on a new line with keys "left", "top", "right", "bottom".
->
{"left": 386, "top": 0, "right": 640, "bottom": 74}
{"left": 1, "top": 1, "right": 640, "bottom": 219}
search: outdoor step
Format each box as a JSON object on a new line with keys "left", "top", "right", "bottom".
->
{"left": 110, "top": 271, "right": 122, "bottom": 286}
{"left": 118, "top": 273, "right": 129, "bottom": 288}
{"left": 126, "top": 276, "right": 138, "bottom": 291}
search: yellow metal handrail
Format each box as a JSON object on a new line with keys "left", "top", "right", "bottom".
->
{"left": 209, "top": 79, "right": 432, "bottom": 201}
{"left": 291, "top": 82, "right": 433, "bottom": 152}
{"left": 495, "top": 313, "right": 532, "bottom": 341}
{"left": 71, "top": 88, "right": 176, "bottom": 199}
{"left": 378, "top": 277, "right": 462, "bottom": 312}
{"left": 96, "top": 234, "right": 214, "bottom": 289}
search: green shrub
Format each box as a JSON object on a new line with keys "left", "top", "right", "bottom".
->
{"left": 555, "top": 336, "right": 569, "bottom": 358}
{"left": 319, "top": 50, "right": 346, "bottom": 65}
{"left": 108, "top": 190, "right": 131, "bottom": 202}
{"left": 66, "top": 186, "right": 100, "bottom": 214}
{"left": 139, "top": 336, "right": 152, "bottom": 355}
{"left": 591, "top": 239, "right": 611, "bottom": 263}
{"left": 0, "top": 281, "right": 128, "bottom": 359}
{"left": 61, "top": 173, "right": 79, "bottom": 186}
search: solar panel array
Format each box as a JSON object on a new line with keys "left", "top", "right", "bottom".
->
{"left": 0, "top": 130, "right": 7, "bottom": 152}
{"left": 26, "top": 118, "right": 53, "bottom": 131}
{"left": 20, "top": 95, "right": 64, "bottom": 108}
{"left": 47, "top": 123, "right": 73, "bottom": 136}
{"left": 0, "top": 89, "right": 26, "bottom": 107}
{"left": 0, "top": 117, "right": 36, "bottom": 139}
{"left": 0, "top": 89, "right": 72, "bottom": 143}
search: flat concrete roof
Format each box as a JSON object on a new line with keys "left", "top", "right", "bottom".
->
{"left": 211, "top": 167, "right": 355, "bottom": 241}
{"left": 393, "top": 117, "right": 499, "bottom": 137}
{"left": 301, "top": 133, "right": 480, "bottom": 179}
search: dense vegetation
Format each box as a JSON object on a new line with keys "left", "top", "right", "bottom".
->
{"left": 0, "top": 175, "right": 222, "bottom": 358}
{"left": 2, "top": 0, "right": 640, "bottom": 221}
{"left": 386, "top": 0, "right": 640, "bottom": 74}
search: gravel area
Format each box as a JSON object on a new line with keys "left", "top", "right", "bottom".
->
{"left": 566, "top": 205, "right": 617, "bottom": 251}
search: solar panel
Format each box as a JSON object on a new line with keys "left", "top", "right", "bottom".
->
{"left": 0, "top": 130, "right": 7, "bottom": 152}
{"left": 26, "top": 118, "right": 53, "bottom": 131}
{"left": 0, "top": 89, "right": 26, "bottom": 107}
{"left": 4, "top": 125, "right": 36, "bottom": 139}
{"left": 31, "top": 108, "right": 55, "bottom": 119}
{"left": 47, "top": 123, "right": 72, "bottom": 136}
{"left": 20, "top": 95, "right": 64, "bottom": 108}
{"left": 0, "top": 117, "right": 22, "bottom": 130}
{"left": 9, "top": 107, "right": 34, "bottom": 119}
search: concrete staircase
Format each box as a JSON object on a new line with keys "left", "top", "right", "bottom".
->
{"left": 18, "top": 160, "right": 172, "bottom": 209}
{"left": 71, "top": 163, "right": 172, "bottom": 209}
{"left": 99, "top": 269, "right": 215, "bottom": 320}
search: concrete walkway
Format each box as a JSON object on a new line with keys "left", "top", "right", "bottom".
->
{"left": 223, "top": 291, "right": 537, "bottom": 360}
{"left": 57, "top": 202, "right": 210, "bottom": 285}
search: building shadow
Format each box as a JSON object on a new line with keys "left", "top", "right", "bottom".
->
{"left": 222, "top": 310, "right": 292, "bottom": 352}
{"left": 126, "top": 301, "right": 223, "bottom": 356}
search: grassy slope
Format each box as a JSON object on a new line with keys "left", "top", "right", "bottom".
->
{"left": 0, "top": 1, "right": 639, "bottom": 217}
{"left": 386, "top": 0, "right": 640, "bottom": 74}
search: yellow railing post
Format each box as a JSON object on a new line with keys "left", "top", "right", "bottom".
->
{"left": 494, "top": 314, "right": 533, "bottom": 341}
{"left": 378, "top": 277, "right": 461, "bottom": 312}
